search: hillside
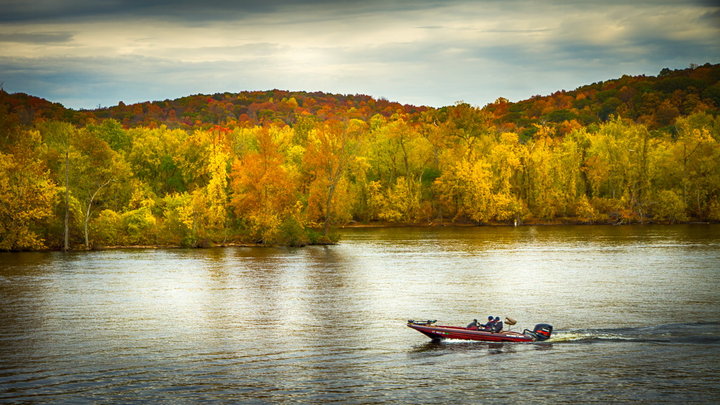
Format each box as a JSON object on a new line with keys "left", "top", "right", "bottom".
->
{"left": 486, "top": 63, "right": 720, "bottom": 136}
{"left": 3, "top": 64, "right": 719, "bottom": 132}
{"left": 85, "top": 90, "right": 429, "bottom": 129}
{"left": 1, "top": 65, "right": 719, "bottom": 251}
{"left": 0, "top": 90, "right": 75, "bottom": 125}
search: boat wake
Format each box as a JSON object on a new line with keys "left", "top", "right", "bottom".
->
{"left": 548, "top": 322, "right": 720, "bottom": 344}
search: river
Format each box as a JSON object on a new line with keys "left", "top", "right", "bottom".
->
{"left": 1, "top": 225, "right": 719, "bottom": 403}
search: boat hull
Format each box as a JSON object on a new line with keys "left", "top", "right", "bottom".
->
{"left": 407, "top": 322, "right": 536, "bottom": 343}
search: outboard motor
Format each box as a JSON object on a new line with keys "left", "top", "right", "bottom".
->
{"left": 530, "top": 324, "right": 553, "bottom": 341}
{"left": 520, "top": 323, "right": 554, "bottom": 341}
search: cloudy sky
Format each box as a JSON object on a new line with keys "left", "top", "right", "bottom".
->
{"left": 1, "top": 0, "right": 718, "bottom": 109}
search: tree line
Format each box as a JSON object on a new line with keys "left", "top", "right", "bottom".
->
{"left": 1, "top": 104, "right": 719, "bottom": 251}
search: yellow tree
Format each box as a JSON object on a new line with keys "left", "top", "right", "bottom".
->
{"left": 433, "top": 158, "right": 495, "bottom": 223}
{"left": 442, "top": 102, "right": 494, "bottom": 160}
{"left": 188, "top": 130, "right": 230, "bottom": 245}
{"left": 0, "top": 130, "right": 59, "bottom": 250}
{"left": 524, "top": 128, "right": 561, "bottom": 220}
{"left": 368, "top": 177, "right": 421, "bottom": 223}
{"left": 303, "top": 119, "right": 365, "bottom": 237}
{"left": 175, "top": 127, "right": 228, "bottom": 191}
{"left": 158, "top": 192, "right": 194, "bottom": 246}
{"left": 230, "top": 127, "right": 298, "bottom": 243}
{"left": 584, "top": 118, "right": 655, "bottom": 222}
{"left": 206, "top": 144, "right": 229, "bottom": 232}
{"left": 670, "top": 114, "right": 720, "bottom": 219}
{"left": 554, "top": 133, "right": 584, "bottom": 216}
{"left": 487, "top": 132, "right": 525, "bottom": 222}
{"left": 365, "top": 116, "right": 432, "bottom": 223}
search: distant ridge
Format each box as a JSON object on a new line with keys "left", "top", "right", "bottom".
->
{"left": 2, "top": 64, "right": 718, "bottom": 132}
{"left": 89, "top": 89, "right": 430, "bottom": 128}
{"left": 484, "top": 63, "right": 720, "bottom": 134}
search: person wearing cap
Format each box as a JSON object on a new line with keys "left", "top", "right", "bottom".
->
{"left": 492, "top": 316, "right": 504, "bottom": 333}
{"left": 481, "top": 316, "right": 495, "bottom": 331}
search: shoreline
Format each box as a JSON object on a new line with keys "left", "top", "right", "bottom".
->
{"left": 4, "top": 221, "right": 716, "bottom": 252}
{"left": 339, "top": 219, "right": 716, "bottom": 228}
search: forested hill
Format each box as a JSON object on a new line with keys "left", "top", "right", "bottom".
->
{"left": 0, "top": 89, "right": 428, "bottom": 129}
{"left": 486, "top": 63, "right": 720, "bottom": 135}
{"left": 1, "top": 64, "right": 720, "bottom": 251}
{"left": 2, "top": 64, "right": 719, "bottom": 131}
{"left": 96, "top": 90, "right": 431, "bottom": 128}
{"left": 0, "top": 91, "right": 73, "bottom": 126}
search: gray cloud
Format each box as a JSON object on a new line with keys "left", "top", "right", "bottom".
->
{"left": 0, "top": 32, "right": 74, "bottom": 43}
{"left": 0, "top": 0, "right": 446, "bottom": 23}
{"left": 2, "top": 0, "right": 716, "bottom": 24}
{"left": 699, "top": 8, "right": 720, "bottom": 24}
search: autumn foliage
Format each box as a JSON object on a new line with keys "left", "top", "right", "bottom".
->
{"left": 1, "top": 64, "right": 720, "bottom": 250}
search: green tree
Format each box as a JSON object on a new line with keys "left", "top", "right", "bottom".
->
{"left": 87, "top": 119, "right": 131, "bottom": 153}
{"left": 128, "top": 126, "right": 187, "bottom": 195}
{"left": 69, "top": 129, "right": 133, "bottom": 248}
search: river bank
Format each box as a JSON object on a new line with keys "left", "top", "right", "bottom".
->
{"left": 4, "top": 220, "right": 716, "bottom": 252}
{"left": 340, "top": 218, "right": 716, "bottom": 228}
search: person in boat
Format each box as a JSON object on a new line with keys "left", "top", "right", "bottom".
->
{"left": 481, "top": 316, "right": 495, "bottom": 331}
{"left": 466, "top": 319, "right": 479, "bottom": 330}
{"left": 492, "top": 316, "right": 504, "bottom": 333}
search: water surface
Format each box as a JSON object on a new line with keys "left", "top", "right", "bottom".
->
{"left": 1, "top": 225, "right": 719, "bottom": 402}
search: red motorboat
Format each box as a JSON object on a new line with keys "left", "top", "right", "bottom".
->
{"left": 407, "top": 319, "right": 553, "bottom": 343}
